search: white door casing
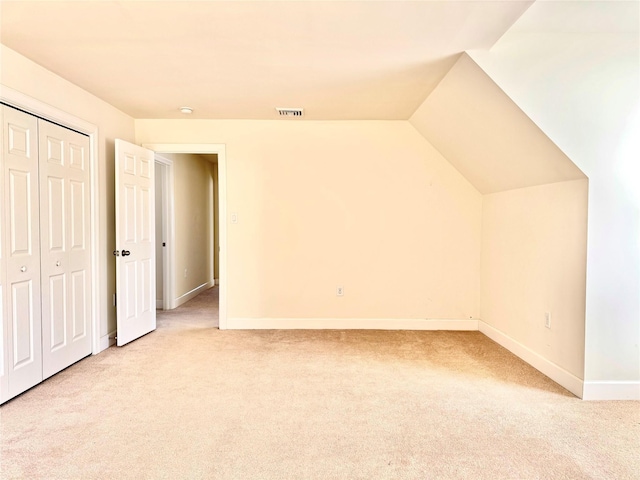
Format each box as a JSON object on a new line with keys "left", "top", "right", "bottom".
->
{"left": 38, "top": 120, "right": 92, "bottom": 379}
{"left": 153, "top": 155, "right": 175, "bottom": 310}
{"left": 115, "top": 139, "right": 156, "bottom": 346}
{"left": 1, "top": 105, "right": 43, "bottom": 400}
{"left": 0, "top": 106, "right": 7, "bottom": 402}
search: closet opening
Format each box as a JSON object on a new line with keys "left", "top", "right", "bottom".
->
{"left": 0, "top": 96, "right": 99, "bottom": 404}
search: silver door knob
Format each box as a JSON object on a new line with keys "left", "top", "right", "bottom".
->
{"left": 56, "top": 261, "right": 61, "bottom": 267}
{"left": 20, "top": 266, "right": 26, "bottom": 272}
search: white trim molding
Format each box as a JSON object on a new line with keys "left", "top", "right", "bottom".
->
{"left": 227, "top": 318, "right": 479, "bottom": 331}
{"left": 175, "top": 281, "right": 215, "bottom": 308}
{"left": 153, "top": 155, "right": 176, "bottom": 310}
{"left": 478, "top": 321, "right": 584, "bottom": 398}
{"left": 582, "top": 381, "right": 640, "bottom": 401}
{"left": 100, "top": 330, "right": 117, "bottom": 351}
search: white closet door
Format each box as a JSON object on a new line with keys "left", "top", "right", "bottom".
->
{"left": 39, "top": 120, "right": 91, "bottom": 379}
{"left": 1, "top": 105, "right": 43, "bottom": 400}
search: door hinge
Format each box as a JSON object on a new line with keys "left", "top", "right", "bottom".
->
{"left": 163, "top": 242, "right": 166, "bottom": 247}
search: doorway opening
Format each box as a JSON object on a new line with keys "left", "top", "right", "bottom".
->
{"left": 145, "top": 144, "right": 227, "bottom": 329}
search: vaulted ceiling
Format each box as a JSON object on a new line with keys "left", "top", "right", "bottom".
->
{"left": 0, "top": 0, "right": 534, "bottom": 120}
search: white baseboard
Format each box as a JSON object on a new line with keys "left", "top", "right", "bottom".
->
{"left": 98, "top": 330, "right": 117, "bottom": 352}
{"left": 214, "top": 278, "right": 219, "bottom": 286}
{"left": 227, "top": 317, "right": 479, "bottom": 331}
{"left": 478, "top": 321, "right": 584, "bottom": 398}
{"left": 156, "top": 299, "right": 163, "bottom": 309}
{"left": 174, "top": 281, "right": 215, "bottom": 308}
{"left": 582, "top": 381, "right": 640, "bottom": 401}
{"left": 134, "top": 304, "right": 635, "bottom": 400}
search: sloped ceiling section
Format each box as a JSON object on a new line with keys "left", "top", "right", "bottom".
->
{"left": 410, "top": 53, "right": 585, "bottom": 194}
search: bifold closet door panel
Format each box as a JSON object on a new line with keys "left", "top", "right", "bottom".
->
{"left": 38, "top": 120, "right": 91, "bottom": 379}
{"left": 1, "top": 105, "right": 43, "bottom": 400}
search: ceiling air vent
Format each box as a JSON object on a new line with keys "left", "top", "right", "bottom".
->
{"left": 276, "top": 107, "right": 304, "bottom": 117}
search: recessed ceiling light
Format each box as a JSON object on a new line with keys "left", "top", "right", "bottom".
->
{"left": 180, "top": 107, "right": 193, "bottom": 114}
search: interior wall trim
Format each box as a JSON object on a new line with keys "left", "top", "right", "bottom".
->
{"left": 582, "top": 381, "right": 640, "bottom": 401}
{"left": 478, "top": 320, "right": 584, "bottom": 398}
{"left": 227, "top": 318, "right": 479, "bottom": 331}
{"left": 175, "top": 281, "right": 215, "bottom": 309}
{"left": 227, "top": 317, "right": 591, "bottom": 399}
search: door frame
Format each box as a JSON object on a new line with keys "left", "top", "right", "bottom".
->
{"left": 0, "top": 85, "right": 102, "bottom": 354}
{"left": 143, "top": 144, "right": 227, "bottom": 329}
{"left": 153, "top": 155, "right": 175, "bottom": 310}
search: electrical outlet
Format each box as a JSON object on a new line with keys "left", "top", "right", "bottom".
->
{"left": 545, "top": 312, "right": 551, "bottom": 329}
{"left": 336, "top": 286, "right": 344, "bottom": 297}
{"left": 231, "top": 212, "right": 238, "bottom": 224}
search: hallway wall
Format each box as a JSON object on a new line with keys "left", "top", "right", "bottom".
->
{"left": 160, "top": 153, "right": 217, "bottom": 303}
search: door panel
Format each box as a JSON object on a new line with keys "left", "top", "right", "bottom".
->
{"left": 70, "top": 180, "right": 85, "bottom": 249}
{"left": 1, "top": 105, "right": 42, "bottom": 400}
{"left": 11, "top": 280, "right": 36, "bottom": 368}
{"left": 71, "top": 270, "right": 87, "bottom": 339}
{"left": 115, "top": 139, "right": 156, "bottom": 346}
{"left": 69, "top": 143, "right": 85, "bottom": 170}
{"left": 48, "top": 274, "right": 66, "bottom": 351}
{"left": 39, "top": 120, "right": 91, "bottom": 380}
{"left": 124, "top": 184, "right": 136, "bottom": 242}
{"left": 9, "top": 170, "right": 33, "bottom": 255}
{"left": 47, "top": 176, "right": 65, "bottom": 250}
{"left": 141, "top": 187, "right": 151, "bottom": 241}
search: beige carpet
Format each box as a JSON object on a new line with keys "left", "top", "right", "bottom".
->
{"left": 1, "top": 286, "right": 638, "bottom": 479}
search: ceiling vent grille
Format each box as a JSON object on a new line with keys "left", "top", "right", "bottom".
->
{"left": 276, "top": 107, "right": 304, "bottom": 117}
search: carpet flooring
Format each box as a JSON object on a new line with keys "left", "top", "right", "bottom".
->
{"left": 1, "top": 286, "right": 638, "bottom": 479}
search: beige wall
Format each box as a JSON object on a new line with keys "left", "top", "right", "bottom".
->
{"left": 136, "top": 119, "right": 482, "bottom": 320}
{"left": 480, "top": 180, "right": 589, "bottom": 378}
{"left": 160, "top": 153, "right": 216, "bottom": 299}
{"left": 1, "top": 45, "right": 135, "bottom": 340}
{"left": 409, "top": 49, "right": 589, "bottom": 383}
{"left": 470, "top": 1, "right": 640, "bottom": 389}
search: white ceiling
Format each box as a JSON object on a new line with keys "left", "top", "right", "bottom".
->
{"left": 0, "top": 0, "right": 534, "bottom": 120}
{"left": 510, "top": 0, "right": 639, "bottom": 34}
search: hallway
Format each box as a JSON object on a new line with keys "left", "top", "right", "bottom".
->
{"left": 158, "top": 286, "right": 219, "bottom": 329}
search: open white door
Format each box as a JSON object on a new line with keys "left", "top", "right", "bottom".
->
{"left": 115, "top": 139, "right": 155, "bottom": 346}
